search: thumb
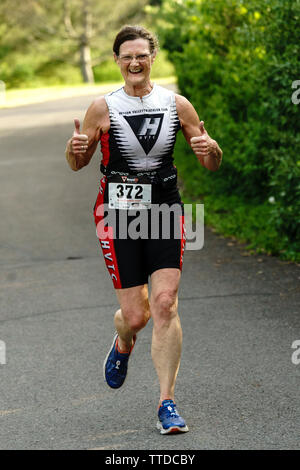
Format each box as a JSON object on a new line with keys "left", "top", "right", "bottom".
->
{"left": 74, "top": 118, "right": 81, "bottom": 135}
{"left": 199, "top": 120, "right": 207, "bottom": 135}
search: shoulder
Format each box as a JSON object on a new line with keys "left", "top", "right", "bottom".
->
{"left": 175, "top": 93, "right": 195, "bottom": 114}
{"left": 82, "top": 96, "right": 110, "bottom": 135}
{"left": 175, "top": 93, "right": 199, "bottom": 126}
{"left": 86, "top": 95, "right": 109, "bottom": 117}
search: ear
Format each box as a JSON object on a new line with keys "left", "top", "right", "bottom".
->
{"left": 113, "top": 52, "right": 119, "bottom": 64}
{"left": 151, "top": 50, "right": 157, "bottom": 63}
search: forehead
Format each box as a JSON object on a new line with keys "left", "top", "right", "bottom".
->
{"left": 119, "top": 38, "right": 150, "bottom": 55}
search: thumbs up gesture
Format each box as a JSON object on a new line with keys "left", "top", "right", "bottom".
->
{"left": 190, "top": 121, "right": 215, "bottom": 158}
{"left": 69, "top": 118, "right": 89, "bottom": 154}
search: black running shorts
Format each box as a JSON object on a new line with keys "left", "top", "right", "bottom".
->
{"left": 93, "top": 176, "right": 186, "bottom": 289}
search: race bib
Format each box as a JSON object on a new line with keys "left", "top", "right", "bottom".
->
{"left": 108, "top": 175, "right": 152, "bottom": 210}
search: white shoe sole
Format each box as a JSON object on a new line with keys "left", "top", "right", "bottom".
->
{"left": 156, "top": 421, "right": 189, "bottom": 434}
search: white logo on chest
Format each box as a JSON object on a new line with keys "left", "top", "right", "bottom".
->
{"left": 138, "top": 117, "right": 161, "bottom": 136}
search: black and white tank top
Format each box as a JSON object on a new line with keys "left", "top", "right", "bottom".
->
{"left": 100, "top": 83, "right": 181, "bottom": 174}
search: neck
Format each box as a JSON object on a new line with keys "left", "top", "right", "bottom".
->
{"left": 124, "top": 81, "right": 153, "bottom": 98}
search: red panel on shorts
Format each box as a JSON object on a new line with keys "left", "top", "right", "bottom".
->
{"left": 179, "top": 215, "right": 186, "bottom": 271}
{"left": 94, "top": 177, "right": 122, "bottom": 289}
{"left": 99, "top": 231, "right": 122, "bottom": 289}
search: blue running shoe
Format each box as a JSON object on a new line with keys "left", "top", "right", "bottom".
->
{"left": 157, "top": 399, "right": 189, "bottom": 434}
{"left": 103, "top": 332, "right": 136, "bottom": 389}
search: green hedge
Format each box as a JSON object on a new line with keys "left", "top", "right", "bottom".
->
{"left": 154, "top": 0, "right": 300, "bottom": 261}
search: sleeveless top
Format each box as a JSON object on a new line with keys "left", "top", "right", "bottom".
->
{"left": 100, "top": 83, "right": 181, "bottom": 174}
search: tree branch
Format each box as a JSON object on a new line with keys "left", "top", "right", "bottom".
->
{"left": 63, "top": 0, "right": 79, "bottom": 39}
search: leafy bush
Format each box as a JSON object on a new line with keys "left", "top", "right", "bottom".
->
{"left": 154, "top": 0, "right": 300, "bottom": 261}
{"left": 93, "top": 60, "right": 122, "bottom": 83}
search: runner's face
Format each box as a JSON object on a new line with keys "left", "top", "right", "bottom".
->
{"left": 115, "top": 38, "right": 155, "bottom": 87}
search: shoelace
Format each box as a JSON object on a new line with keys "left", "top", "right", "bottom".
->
{"left": 162, "top": 402, "right": 179, "bottom": 418}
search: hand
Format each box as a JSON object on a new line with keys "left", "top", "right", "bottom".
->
{"left": 69, "top": 118, "right": 88, "bottom": 154}
{"left": 190, "top": 121, "right": 217, "bottom": 159}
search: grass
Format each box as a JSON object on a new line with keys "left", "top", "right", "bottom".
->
{"left": 174, "top": 135, "right": 300, "bottom": 264}
{"left": 181, "top": 190, "right": 299, "bottom": 263}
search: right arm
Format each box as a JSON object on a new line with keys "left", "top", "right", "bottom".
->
{"left": 65, "top": 96, "right": 108, "bottom": 171}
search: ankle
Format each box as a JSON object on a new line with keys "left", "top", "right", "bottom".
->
{"left": 116, "top": 337, "right": 130, "bottom": 354}
{"left": 116, "top": 335, "right": 135, "bottom": 354}
{"left": 158, "top": 397, "right": 174, "bottom": 410}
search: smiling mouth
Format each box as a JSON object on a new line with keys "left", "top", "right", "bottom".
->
{"left": 129, "top": 69, "right": 143, "bottom": 74}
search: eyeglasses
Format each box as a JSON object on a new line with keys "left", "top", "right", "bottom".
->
{"left": 118, "top": 53, "right": 152, "bottom": 64}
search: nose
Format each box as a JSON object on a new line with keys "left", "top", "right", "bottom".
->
{"left": 130, "top": 56, "right": 139, "bottom": 65}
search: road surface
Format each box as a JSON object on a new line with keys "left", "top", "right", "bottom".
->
{"left": 0, "top": 90, "right": 299, "bottom": 450}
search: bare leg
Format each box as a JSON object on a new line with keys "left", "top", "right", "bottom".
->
{"left": 149, "top": 268, "right": 182, "bottom": 407}
{"left": 114, "top": 284, "right": 150, "bottom": 352}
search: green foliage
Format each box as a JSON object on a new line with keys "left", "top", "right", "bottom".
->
{"left": 0, "top": 0, "right": 151, "bottom": 87}
{"left": 151, "top": 49, "right": 175, "bottom": 78}
{"left": 93, "top": 61, "right": 123, "bottom": 83}
{"left": 155, "top": 0, "right": 300, "bottom": 261}
{"left": 0, "top": 0, "right": 174, "bottom": 88}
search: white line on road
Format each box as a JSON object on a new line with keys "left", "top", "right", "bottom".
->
{"left": 0, "top": 409, "right": 23, "bottom": 417}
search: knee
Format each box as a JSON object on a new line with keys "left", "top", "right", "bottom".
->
{"left": 121, "top": 307, "right": 150, "bottom": 332}
{"left": 151, "top": 290, "right": 178, "bottom": 324}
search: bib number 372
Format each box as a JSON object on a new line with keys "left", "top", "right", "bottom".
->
{"left": 108, "top": 182, "right": 151, "bottom": 210}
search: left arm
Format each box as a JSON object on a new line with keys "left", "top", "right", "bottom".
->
{"left": 175, "top": 94, "right": 223, "bottom": 171}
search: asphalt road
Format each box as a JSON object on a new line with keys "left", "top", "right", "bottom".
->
{"left": 0, "top": 90, "right": 299, "bottom": 450}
